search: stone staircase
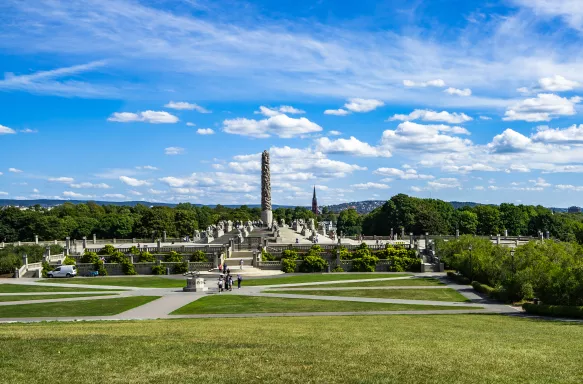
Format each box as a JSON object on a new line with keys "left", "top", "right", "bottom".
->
{"left": 198, "top": 251, "right": 283, "bottom": 276}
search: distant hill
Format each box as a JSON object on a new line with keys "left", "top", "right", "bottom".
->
{"left": 325, "top": 200, "right": 483, "bottom": 214}
{"left": 0, "top": 199, "right": 293, "bottom": 209}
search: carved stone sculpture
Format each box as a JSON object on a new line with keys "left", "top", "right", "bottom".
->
{"left": 261, "top": 150, "right": 273, "bottom": 227}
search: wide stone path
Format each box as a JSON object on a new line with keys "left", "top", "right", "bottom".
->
{"left": 0, "top": 273, "right": 522, "bottom": 323}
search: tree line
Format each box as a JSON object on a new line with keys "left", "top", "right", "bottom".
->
{"left": 337, "top": 194, "right": 583, "bottom": 243}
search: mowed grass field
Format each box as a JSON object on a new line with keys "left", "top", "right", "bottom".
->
{"left": 171, "top": 295, "right": 480, "bottom": 314}
{"left": 0, "top": 296, "right": 159, "bottom": 318}
{"left": 0, "top": 284, "right": 125, "bottom": 293}
{"left": 0, "top": 315, "right": 581, "bottom": 384}
{"left": 298, "top": 277, "right": 444, "bottom": 288}
{"left": 36, "top": 274, "right": 411, "bottom": 288}
{"left": 264, "top": 288, "right": 471, "bottom": 302}
{"left": 0, "top": 293, "right": 117, "bottom": 302}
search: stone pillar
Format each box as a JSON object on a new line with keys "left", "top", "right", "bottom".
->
{"left": 455, "top": 229, "right": 460, "bottom": 239}
{"left": 65, "top": 237, "right": 71, "bottom": 250}
{"left": 504, "top": 229, "right": 508, "bottom": 237}
{"left": 45, "top": 246, "right": 51, "bottom": 258}
{"left": 213, "top": 252, "right": 219, "bottom": 269}
{"left": 93, "top": 234, "right": 97, "bottom": 244}
{"left": 54, "top": 240, "right": 57, "bottom": 245}
{"left": 424, "top": 233, "right": 429, "bottom": 249}
{"left": 129, "top": 255, "right": 134, "bottom": 264}
{"left": 157, "top": 239, "right": 162, "bottom": 253}
{"left": 64, "top": 248, "right": 69, "bottom": 256}
{"left": 401, "top": 227, "right": 405, "bottom": 240}
{"left": 152, "top": 231, "right": 156, "bottom": 243}
{"left": 18, "top": 241, "right": 21, "bottom": 246}
{"left": 496, "top": 234, "right": 500, "bottom": 245}
{"left": 34, "top": 235, "right": 39, "bottom": 244}
{"left": 409, "top": 233, "right": 413, "bottom": 247}
{"left": 336, "top": 249, "right": 341, "bottom": 267}
{"left": 132, "top": 238, "right": 136, "bottom": 244}
{"left": 82, "top": 236, "right": 87, "bottom": 249}
{"left": 252, "top": 250, "right": 257, "bottom": 267}
{"left": 113, "top": 238, "right": 117, "bottom": 244}
{"left": 390, "top": 228, "right": 394, "bottom": 239}
{"left": 545, "top": 231, "right": 550, "bottom": 240}
{"left": 163, "top": 231, "right": 167, "bottom": 242}
{"left": 540, "top": 231, "right": 544, "bottom": 241}
{"left": 261, "top": 150, "right": 273, "bottom": 228}
{"left": 22, "top": 254, "right": 28, "bottom": 268}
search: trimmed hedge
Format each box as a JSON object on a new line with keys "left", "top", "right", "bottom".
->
{"left": 471, "top": 281, "right": 495, "bottom": 296}
{"left": 523, "top": 303, "right": 583, "bottom": 319}
{"left": 281, "top": 258, "right": 296, "bottom": 273}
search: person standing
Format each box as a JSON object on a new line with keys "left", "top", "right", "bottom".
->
{"left": 223, "top": 261, "right": 227, "bottom": 273}
{"left": 237, "top": 274, "right": 242, "bottom": 289}
{"left": 229, "top": 275, "right": 234, "bottom": 291}
{"left": 218, "top": 276, "right": 224, "bottom": 293}
{"left": 218, "top": 263, "right": 223, "bottom": 273}
{"left": 239, "top": 258, "right": 244, "bottom": 270}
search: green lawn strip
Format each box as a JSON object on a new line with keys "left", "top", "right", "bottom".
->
{"left": 0, "top": 296, "right": 160, "bottom": 318}
{"left": 263, "top": 288, "right": 471, "bottom": 302}
{"left": 0, "top": 284, "right": 126, "bottom": 293}
{"left": 0, "top": 294, "right": 118, "bottom": 302}
{"left": 38, "top": 277, "right": 185, "bottom": 288}
{"left": 242, "top": 273, "right": 412, "bottom": 286}
{"left": 171, "top": 295, "right": 479, "bottom": 315}
{"left": 0, "top": 315, "right": 582, "bottom": 383}
{"left": 296, "top": 277, "right": 444, "bottom": 288}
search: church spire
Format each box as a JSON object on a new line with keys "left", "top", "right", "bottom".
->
{"left": 311, "top": 185, "right": 319, "bottom": 214}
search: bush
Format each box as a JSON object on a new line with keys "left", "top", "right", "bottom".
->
{"left": 300, "top": 255, "right": 327, "bottom": 273}
{"left": 151, "top": 264, "right": 165, "bottom": 275}
{"left": 41, "top": 261, "right": 54, "bottom": 278}
{"left": 261, "top": 251, "right": 275, "bottom": 261}
{"left": 129, "top": 246, "right": 140, "bottom": 255}
{"left": 351, "top": 255, "right": 379, "bottom": 272}
{"left": 281, "top": 250, "right": 298, "bottom": 260}
{"left": 0, "top": 253, "right": 21, "bottom": 275}
{"left": 139, "top": 251, "right": 155, "bottom": 263}
{"left": 80, "top": 251, "right": 99, "bottom": 264}
{"left": 63, "top": 256, "right": 76, "bottom": 265}
{"left": 387, "top": 256, "right": 421, "bottom": 272}
{"left": 95, "top": 259, "right": 107, "bottom": 276}
{"left": 281, "top": 258, "right": 297, "bottom": 273}
{"left": 99, "top": 245, "right": 116, "bottom": 255}
{"left": 190, "top": 251, "right": 207, "bottom": 262}
{"left": 164, "top": 251, "right": 183, "bottom": 263}
{"left": 472, "top": 281, "right": 495, "bottom": 296}
{"left": 108, "top": 251, "right": 127, "bottom": 264}
{"left": 332, "top": 266, "right": 344, "bottom": 272}
{"left": 173, "top": 261, "right": 189, "bottom": 274}
{"left": 522, "top": 303, "right": 583, "bottom": 319}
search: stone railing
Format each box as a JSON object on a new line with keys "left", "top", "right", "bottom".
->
{"left": 14, "top": 260, "right": 43, "bottom": 278}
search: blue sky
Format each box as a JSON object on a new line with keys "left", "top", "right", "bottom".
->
{"left": 2, "top": 0, "right": 583, "bottom": 207}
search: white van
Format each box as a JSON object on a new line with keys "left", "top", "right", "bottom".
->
{"left": 47, "top": 265, "right": 77, "bottom": 278}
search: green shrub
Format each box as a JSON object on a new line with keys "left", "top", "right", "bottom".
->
{"left": 300, "top": 255, "right": 327, "bottom": 273}
{"left": 80, "top": 251, "right": 99, "bottom": 264}
{"left": 41, "top": 261, "right": 54, "bottom": 278}
{"left": 63, "top": 256, "right": 76, "bottom": 265}
{"left": 351, "top": 255, "right": 379, "bottom": 272}
{"left": 332, "top": 266, "right": 344, "bottom": 272}
{"left": 139, "top": 251, "right": 155, "bottom": 263}
{"left": 387, "top": 256, "right": 421, "bottom": 272}
{"left": 281, "top": 250, "right": 298, "bottom": 260}
{"left": 151, "top": 264, "right": 166, "bottom": 275}
{"left": 281, "top": 258, "right": 296, "bottom": 273}
{"left": 190, "top": 251, "right": 207, "bottom": 262}
{"left": 129, "top": 246, "right": 140, "bottom": 255}
{"left": 522, "top": 303, "right": 583, "bottom": 319}
{"left": 121, "top": 260, "right": 137, "bottom": 275}
{"left": 173, "top": 261, "right": 189, "bottom": 274}
{"left": 261, "top": 251, "right": 275, "bottom": 261}
{"left": 164, "top": 251, "right": 183, "bottom": 263}
{"left": 108, "top": 251, "right": 127, "bottom": 264}
{"left": 472, "top": 281, "right": 495, "bottom": 296}
{"left": 95, "top": 259, "right": 107, "bottom": 276}
{"left": 0, "top": 253, "right": 21, "bottom": 275}
{"left": 99, "top": 245, "right": 116, "bottom": 255}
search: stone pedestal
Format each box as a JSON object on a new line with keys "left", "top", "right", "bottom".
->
{"left": 183, "top": 277, "right": 208, "bottom": 292}
{"left": 261, "top": 210, "right": 273, "bottom": 228}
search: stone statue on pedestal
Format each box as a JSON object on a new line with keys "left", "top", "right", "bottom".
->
{"left": 261, "top": 150, "right": 273, "bottom": 228}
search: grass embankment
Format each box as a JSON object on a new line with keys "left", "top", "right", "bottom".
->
{"left": 296, "top": 277, "right": 444, "bottom": 288}
{"left": 171, "top": 295, "right": 479, "bottom": 314}
{"left": 37, "top": 274, "right": 411, "bottom": 288}
{"left": 0, "top": 296, "right": 160, "bottom": 318}
{"left": 0, "top": 294, "right": 117, "bottom": 302}
{"left": 264, "top": 288, "right": 470, "bottom": 302}
{"left": 0, "top": 316, "right": 581, "bottom": 383}
{"left": 0, "top": 284, "right": 125, "bottom": 293}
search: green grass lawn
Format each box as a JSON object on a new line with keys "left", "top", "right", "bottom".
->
{"left": 264, "top": 288, "right": 470, "bottom": 302}
{"left": 0, "top": 296, "right": 160, "bottom": 318}
{"left": 0, "top": 294, "right": 118, "bottom": 302}
{"left": 0, "top": 284, "right": 125, "bottom": 293}
{"left": 36, "top": 274, "right": 411, "bottom": 288}
{"left": 171, "top": 295, "right": 479, "bottom": 314}
{"left": 0, "top": 316, "right": 582, "bottom": 384}
{"left": 297, "top": 277, "right": 444, "bottom": 288}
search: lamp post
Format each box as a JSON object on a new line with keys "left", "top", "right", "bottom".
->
{"left": 468, "top": 245, "right": 473, "bottom": 282}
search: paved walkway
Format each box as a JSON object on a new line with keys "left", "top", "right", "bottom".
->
{"left": 0, "top": 274, "right": 521, "bottom": 323}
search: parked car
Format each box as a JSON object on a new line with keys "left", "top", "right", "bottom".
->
{"left": 47, "top": 265, "right": 77, "bottom": 278}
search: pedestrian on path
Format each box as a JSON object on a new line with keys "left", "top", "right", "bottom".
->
{"left": 218, "top": 263, "right": 223, "bottom": 273}
{"left": 239, "top": 258, "right": 244, "bottom": 270}
{"left": 237, "top": 274, "right": 242, "bottom": 289}
{"left": 229, "top": 275, "right": 233, "bottom": 291}
{"left": 218, "top": 276, "right": 224, "bottom": 292}
{"left": 223, "top": 261, "right": 227, "bottom": 272}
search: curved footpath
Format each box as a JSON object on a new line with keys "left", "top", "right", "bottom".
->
{"left": 0, "top": 273, "right": 526, "bottom": 323}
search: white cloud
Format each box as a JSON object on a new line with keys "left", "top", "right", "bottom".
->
{"left": 381, "top": 122, "right": 472, "bottom": 153}
{"left": 538, "top": 75, "right": 579, "bottom": 92}
{"left": 487, "top": 129, "right": 534, "bottom": 153}
{"left": 427, "top": 178, "right": 461, "bottom": 189}
{"left": 223, "top": 114, "right": 322, "bottom": 138}
{"left": 165, "top": 147, "right": 185, "bottom": 155}
{"left": 444, "top": 88, "right": 472, "bottom": 97}
{"left": 479, "top": 116, "right": 492, "bottom": 120}
{"left": 103, "top": 193, "right": 126, "bottom": 199}
{"left": 352, "top": 182, "right": 391, "bottom": 189}
{"left": 403, "top": 79, "right": 445, "bottom": 87}
{"left": 165, "top": 101, "right": 211, "bottom": 113}
{"left": 147, "top": 188, "right": 166, "bottom": 195}
{"left": 329, "top": 130, "right": 342, "bottom": 136}
{"left": 0, "top": 191, "right": 9, "bottom": 196}
{"left": 186, "top": 122, "right": 196, "bottom": 126}
{"left": 196, "top": 128, "right": 215, "bottom": 135}
{"left": 0, "top": 125, "right": 17, "bottom": 134}
{"left": 531, "top": 124, "right": 583, "bottom": 144}
{"left": 556, "top": 184, "right": 583, "bottom": 192}
{"left": 19, "top": 128, "right": 38, "bottom": 133}
{"left": 119, "top": 176, "right": 152, "bottom": 187}
{"left": 389, "top": 109, "right": 473, "bottom": 124}
{"left": 410, "top": 186, "right": 423, "bottom": 192}
{"left": 136, "top": 165, "right": 158, "bottom": 170}
{"left": 344, "top": 98, "right": 384, "bottom": 113}
{"left": 48, "top": 177, "right": 74, "bottom": 183}
{"left": 373, "top": 168, "right": 434, "bottom": 180}
{"left": 255, "top": 105, "right": 305, "bottom": 116}
{"left": 315, "top": 136, "right": 392, "bottom": 157}
{"left": 62, "top": 191, "right": 95, "bottom": 199}
{"left": 70, "top": 182, "right": 111, "bottom": 189}
{"left": 529, "top": 177, "right": 551, "bottom": 188}
{"left": 441, "top": 163, "right": 498, "bottom": 173}
{"left": 128, "top": 190, "right": 143, "bottom": 196}
{"left": 503, "top": 94, "right": 580, "bottom": 122}
{"left": 517, "top": 87, "right": 530, "bottom": 95}
{"left": 108, "top": 111, "right": 179, "bottom": 124}
{"left": 32, "top": 188, "right": 39, "bottom": 193}
{"left": 324, "top": 109, "right": 350, "bottom": 116}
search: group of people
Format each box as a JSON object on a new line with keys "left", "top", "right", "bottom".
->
{"left": 218, "top": 272, "right": 242, "bottom": 292}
